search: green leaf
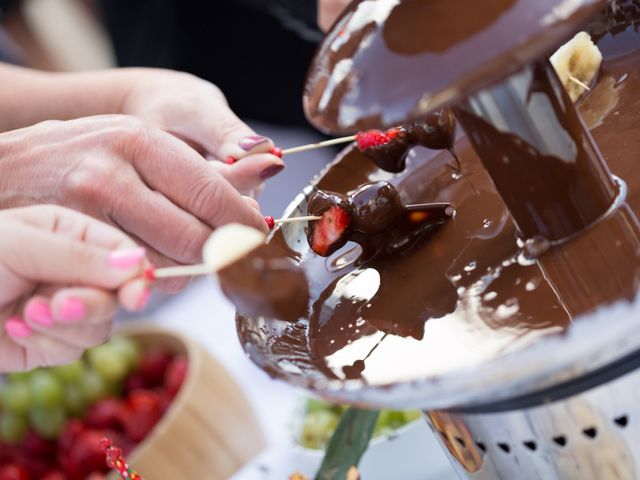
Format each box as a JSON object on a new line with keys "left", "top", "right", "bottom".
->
{"left": 315, "top": 407, "right": 380, "bottom": 480}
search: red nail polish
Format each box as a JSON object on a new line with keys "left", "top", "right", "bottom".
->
{"left": 264, "top": 216, "right": 275, "bottom": 229}
{"left": 260, "top": 164, "right": 285, "bottom": 180}
{"left": 270, "top": 147, "right": 283, "bottom": 158}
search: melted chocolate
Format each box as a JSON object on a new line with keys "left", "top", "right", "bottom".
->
{"left": 238, "top": 4, "right": 640, "bottom": 388}
{"left": 304, "top": 0, "right": 608, "bottom": 133}
{"left": 455, "top": 61, "right": 619, "bottom": 241}
{"left": 218, "top": 244, "right": 309, "bottom": 322}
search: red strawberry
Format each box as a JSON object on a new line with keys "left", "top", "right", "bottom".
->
{"left": 40, "top": 471, "right": 65, "bottom": 480}
{"left": 19, "top": 429, "right": 56, "bottom": 460}
{"left": 0, "top": 464, "right": 29, "bottom": 480}
{"left": 164, "top": 356, "right": 188, "bottom": 397}
{"left": 310, "top": 205, "right": 351, "bottom": 256}
{"left": 356, "top": 127, "right": 401, "bottom": 150}
{"left": 85, "top": 398, "right": 123, "bottom": 430}
{"left": 119, "top": 390, "right": 163, "bottom": 442}
{"left": 123, "top": 371, "right": 147, "bottom": 393}
{"left": 63, "top": 430, "right": 109, "bottom": 479}
{"left": 138, "top": 349, "right": 173, "bottom": 387}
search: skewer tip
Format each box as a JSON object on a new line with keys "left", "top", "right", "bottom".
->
{"left": 225, "top": 156, "right": 236, "bottom": 165}
{"left": 264, "top": 215, "right": 275, "bottom": 229}
{"left": 270, "top": 147, "right": 283, "bottom": 158}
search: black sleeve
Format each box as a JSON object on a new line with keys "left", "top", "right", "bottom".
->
{"left": 236, "top": 0, "right": 321, "bottom": 41}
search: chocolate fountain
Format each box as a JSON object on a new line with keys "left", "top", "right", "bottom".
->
{"left": 238, "top": 0, "right": 640, "bottom": 478}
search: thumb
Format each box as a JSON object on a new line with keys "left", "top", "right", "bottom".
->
{"left": 1, "top": 224, "right": 147, "bottom": 290}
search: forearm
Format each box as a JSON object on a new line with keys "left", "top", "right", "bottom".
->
{"left": 0, "top": 64, "right": 149, "bottom": 132}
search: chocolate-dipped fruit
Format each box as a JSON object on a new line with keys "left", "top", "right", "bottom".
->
{"left": 349, "top": 181, "right": 404, "bottom": 234}
{"left": 203, "top": 224, "right": 310, "bottom": 321}
{"left": 355, "top": 109, "right": 457, "bottom": 173}
{"left": 307, "top": 190, "right": 353, "bottom": 256}
{"left": 307, "top": 181, "right": 454, "bottom": 258}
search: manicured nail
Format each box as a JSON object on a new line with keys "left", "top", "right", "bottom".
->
{"left": 108, "top": 247, "right": 146, "bottom": 269}
{"left": 239, "top": 135, "right": 269, "bottom": 152}
{"left": 5, "top": 318, "right": 31, "bottom": 338}
{"left": 135, "top": 288, "right": 152, "bottom": 312}
{"left": 25, "top": 301, "right": 53, "bottom": 327}
{"left": 58, "top": 298, "right": 86, "bottom": 323}
{"left": 259, "top": 164, "right": 285, "bottom": 180}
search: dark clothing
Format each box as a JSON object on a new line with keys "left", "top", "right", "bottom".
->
{"left": 0, "top": 0, "right": 22, "bottom": 64}
{"left": 99, "top": 0, "right": 321, "bottom": 126}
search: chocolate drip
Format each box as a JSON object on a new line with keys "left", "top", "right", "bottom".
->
{"left": 455, "top": 61, "right": 619, "bottom": 241}
{"left": 218, "top": 244, "right": 309, "bottom": 322}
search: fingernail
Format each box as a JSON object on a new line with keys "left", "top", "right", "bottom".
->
{"left": 135, "top": 288, "right": 152, "bottom": 312}
{"left": 108, "top": 247, "right": 146, "bottom": 269}
{"left": 239, "top": 135, "right": 269, "bottom": 152}
{"left": 5, "top": 317, "right": 31, "bottom": 338}
{"left": 259, "top": 164, "right": 285, "bottom": 180}
{"left": 58, "top": 298, "right": 86, "bottom": 323}
{"left": 25, "top": 301, "right": 53, "bottom": 327}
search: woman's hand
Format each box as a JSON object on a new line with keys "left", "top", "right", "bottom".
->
{"left": 0, "top": 115, "right": 267, "bottom": 291}
{"left": 318, "top": 0, "right": 352, "bottom": 32}
{"left": 0, "top": 63, "right": 285, "bottom": 196}
{"left": 120, "top": 70, "right": 285, "bottom": 195}
{"left": 0, "top": 205, "right": 149, "bottom": 372}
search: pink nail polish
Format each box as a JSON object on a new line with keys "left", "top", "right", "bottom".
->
{"left": 58, "top": 298, "right": 86, "bottom": 323}
{"left": 239, "top": 135, "right": 269, "bottom": 151}
{"left": 108, "top": 247, "right": 146, "bottom": 269}
{"left": 136, "top": 288, "right": 152, "bottom": 312}
{"left": 5, "top": 318, "right": 31, "bottom": 338}
{"left": 25, "top": 301, "right": 53, "bottom": 327}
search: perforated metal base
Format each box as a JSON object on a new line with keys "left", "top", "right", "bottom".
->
{"left": 425, "top": 362, "right": 640, "bottom": 479}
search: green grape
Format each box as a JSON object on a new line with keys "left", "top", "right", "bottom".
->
{"left": 0, "top": 380, "right": 31, "bottom": 414}
{"left": 0, "top": 412, "right": 28, "bottom": 444}
{"left": 88, "top": 344, "right": 129, "bottom": 383}
{"left": 63, "top": 384, "right": 86, "bottom": 417}
{"left": 29, "top": 370, "right": 63, "bottom": 408}
{"left": 108, "top": 336, "right": 141, "bottom": 369}
{"left": 29, "top": 406, "right": 66, "bottom": 439}
{"left": 6, "top": 371, "right": 31, "bottom": 383}
{"left": 52, "top": 360, "right": 86, "bottom": 383}
{"left": 81, "top": 368, "right": 109, "bottom": 404}
{"left": 300, "top": 410, "right": 340, "bottom": 450}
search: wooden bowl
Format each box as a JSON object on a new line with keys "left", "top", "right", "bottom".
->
{"left": 111, "top": 324, "right": 266, "bottom": 479}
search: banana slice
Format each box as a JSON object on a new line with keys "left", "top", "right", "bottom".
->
{"left": 202, "top": 223, "right": 266, "bottom": 272}
{"left": 550, "top": 31, "right": 603, "bottom": 102}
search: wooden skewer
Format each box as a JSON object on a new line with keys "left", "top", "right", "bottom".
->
{"left": 280, "top": 135, "right": 356, "bottom": 156}
{"left": 150, "top": 263, "right": 212, "bottom": 279}
{"left": 150, "top": 216, "right": 322, "bottom": 280}
{"left": 568, "top": 75, "right": 591, "bottom": 91}
{"left": 274, "top": 215, "right": 321, "bottom": 224}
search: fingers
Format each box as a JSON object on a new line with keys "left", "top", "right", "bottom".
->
{"left": 108, "top": 177, "right": 213, "bottom": 265}
{"left": 0, "top": 221, "right": 147, "bottom": 290}
{"left": 23, "top": 292, "right": 114, "bottom": 348}
{"left": 212, "top": 153, "right": 285, "bottom": 194}
{"left": 1, "top": 204, "right": 138, "bottom": 251}
{"left": 127, "top": 128, "right": 269, "bottom": 233}
{"left": 4, "top": 317, "right": 84, "bottom": 370}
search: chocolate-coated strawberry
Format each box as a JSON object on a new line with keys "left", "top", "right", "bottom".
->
{"left": 348, "top": 181, "right": 404, "bottom": 234}
{"left": 307, "top": 190, "right": 352, "bottom": 257}
{"left": 355, "top": 108, "right": 457, "bottom": 173}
